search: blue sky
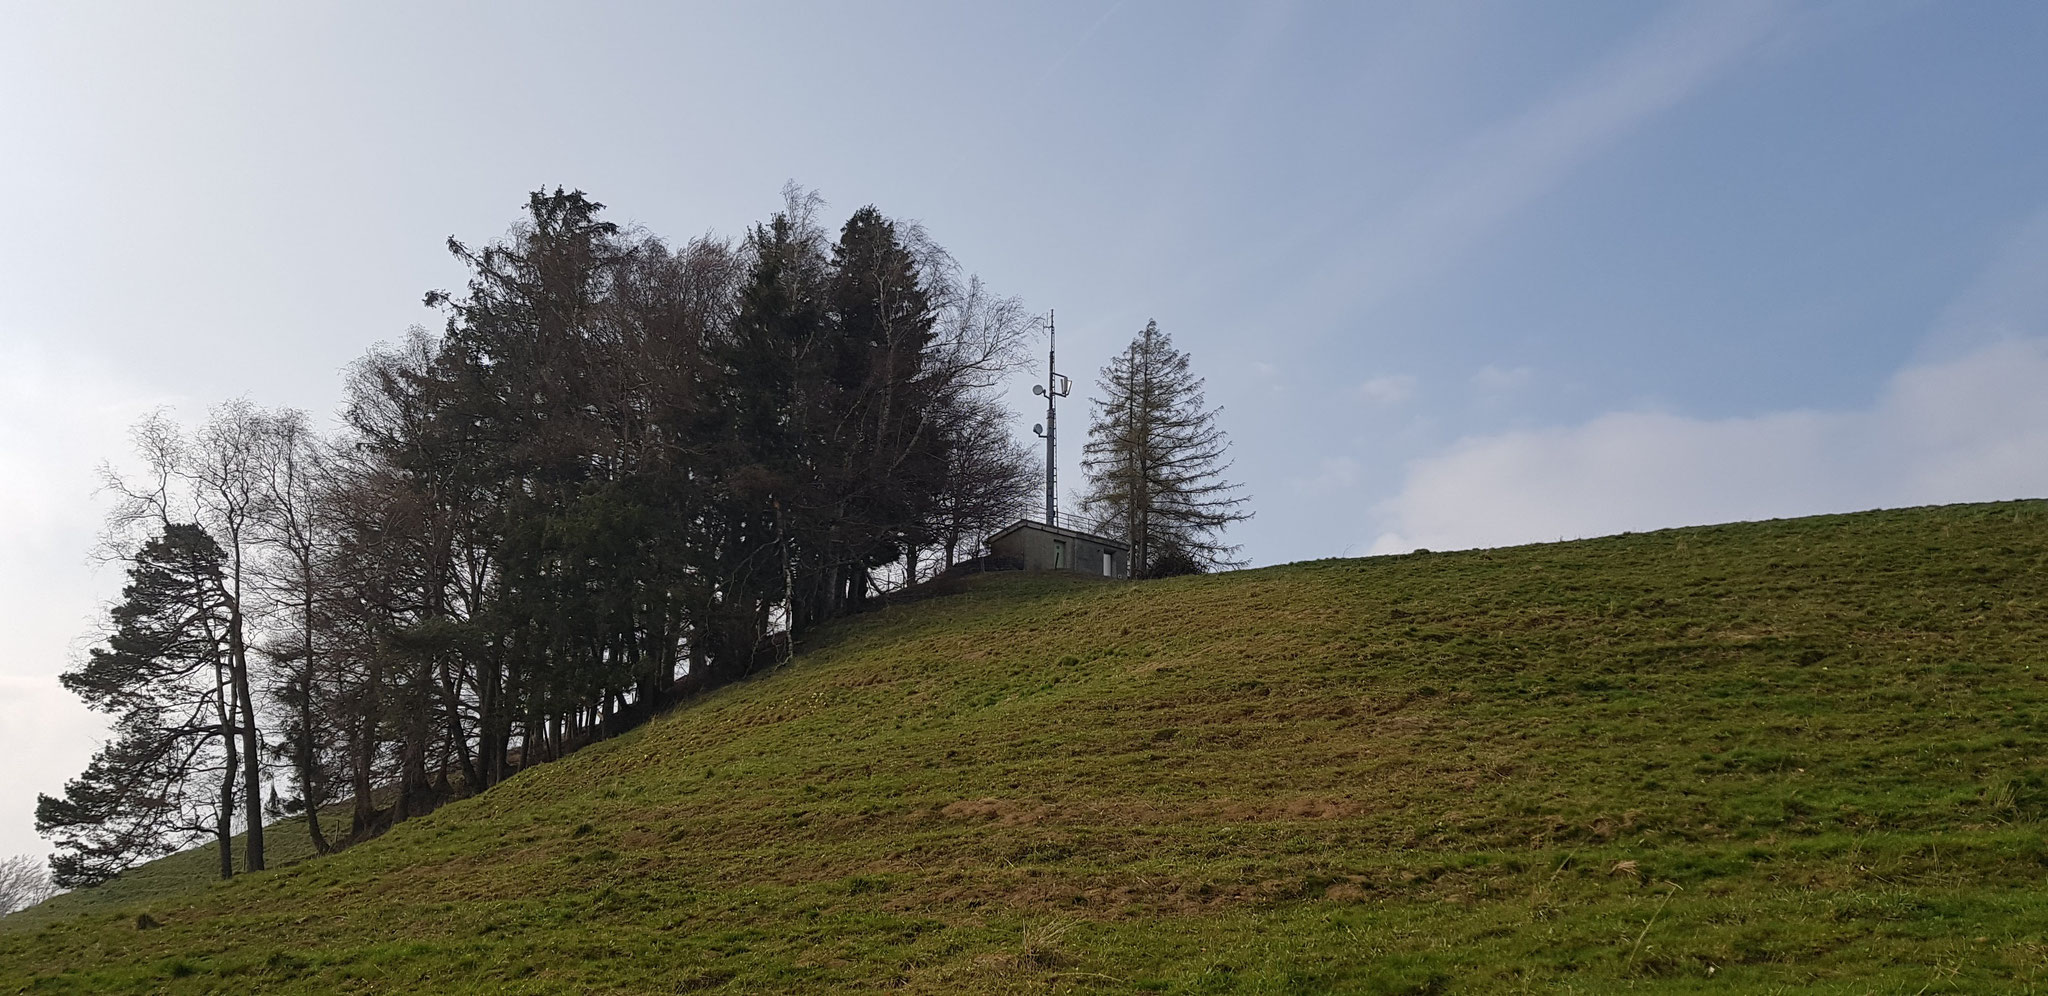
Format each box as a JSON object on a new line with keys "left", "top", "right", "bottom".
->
{"left": 3, "top": 1, "right": 2046, "bottom": 859}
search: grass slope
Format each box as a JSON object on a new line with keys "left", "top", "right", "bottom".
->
{"left": 3, "top": 812, "right": 327, "bottom": 933}
{"left": 5, "top": 501, "right": 2048, "bottom": 994}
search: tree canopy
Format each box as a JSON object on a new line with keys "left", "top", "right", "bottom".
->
{"left": 39, "top": 187, "right": 1044, "bottom": 883}
{"left": 1079, "top": 320, "right": 1251, "bottom": 576}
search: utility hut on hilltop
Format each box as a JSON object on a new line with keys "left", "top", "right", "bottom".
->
{"left": 986, "top": 519, "right": 1129, "bottom": 578}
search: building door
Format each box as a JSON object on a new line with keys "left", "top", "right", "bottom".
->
{"left": 1053, "top": 539, "right": 1066, "bottom": 569}
{"left": 1102, "top": 551, "right": 1113, "bottom": 576}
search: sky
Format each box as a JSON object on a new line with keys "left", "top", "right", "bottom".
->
{"left": 3, "top": 0, "right": 2046, "bottom": 862}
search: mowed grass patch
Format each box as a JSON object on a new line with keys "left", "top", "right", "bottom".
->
{"left": 4, "top": 500, "right": 2048, "bottom": 993}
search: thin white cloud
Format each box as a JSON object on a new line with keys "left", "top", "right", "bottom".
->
{"left": 1308, "top": 0, "right": 1784, "bottom": 317}
{"left": 1368, "top": 337, "right": 2048, "bottom": 554}
{"left": 1357, "top": 373, "right": 1418, "bottom": 406}
{"left": 1370, "top": 192, "right": 2048, "bottom": 556}
{"left": 1471, "top": 365, "right": 1533, "bottom": 393}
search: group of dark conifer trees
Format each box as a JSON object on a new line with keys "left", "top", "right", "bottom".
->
{"left": 32, "top": 188, "right": 1252, "bottom": 891}
{"left": 35, "top": 188, "right": 1047, "bottom": 886}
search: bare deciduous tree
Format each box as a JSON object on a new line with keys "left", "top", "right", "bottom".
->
{"left": 248, "top": 409, "right": 338, "bottom": 854}
{"left": 0, "top": 854, "right": 59, "bottom": 916}
{"left": 927, "top": 399, "right": 1041, "bottom": 572}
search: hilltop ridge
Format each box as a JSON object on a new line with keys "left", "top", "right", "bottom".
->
{"left": 5, "top": 501, "right": 2048, "bottom": 993}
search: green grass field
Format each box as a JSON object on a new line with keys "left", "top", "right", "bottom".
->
{"left": 5, "top": 501, "right": 2047, "bottom": 993}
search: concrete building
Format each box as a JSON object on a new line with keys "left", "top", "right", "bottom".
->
{"left": 985, "top": 519, "right": 1129, "bottom": 578}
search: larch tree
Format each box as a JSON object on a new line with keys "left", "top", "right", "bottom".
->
{"left": 1079, "top": 320, "right": 1251, "bottom": 576}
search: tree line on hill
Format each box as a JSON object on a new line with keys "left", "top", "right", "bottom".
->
{"left": 33, "top": 187, "right": 1248, "bottom": 890}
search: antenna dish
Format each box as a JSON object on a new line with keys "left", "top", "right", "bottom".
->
{"left": 1032, "top": 384, "right": 1046, "bottom": 396}
{"left": 1032, "top": 423, "right": 1045, "bottom": 436}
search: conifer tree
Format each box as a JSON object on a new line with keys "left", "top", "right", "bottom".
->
{"left": 1079, "top": 320, "right": 1251, "bottom": 576}
{"left": 37, "top": 524, "right": 245, "bottom": 885}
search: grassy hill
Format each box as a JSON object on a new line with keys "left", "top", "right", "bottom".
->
{"left": 4, "top": 501, "right": 2048, "bottom": 994}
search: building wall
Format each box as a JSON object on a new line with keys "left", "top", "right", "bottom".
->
{"left": 988, "top": 526, "right": 1128, "bottom": 578}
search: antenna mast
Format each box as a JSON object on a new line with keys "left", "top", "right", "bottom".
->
{"left": 1031, "top": 310, "right": 1069, "bottom": 527}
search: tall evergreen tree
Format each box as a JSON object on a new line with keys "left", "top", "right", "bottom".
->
{"left": 37, "top": 525, "right": 245, "bottom": 885}
{"left": 819, "top": 205, "right": 944, "bottom": 608}
{"left": 709, "top": 207, "right": 825, "bottom": 670}
{"left": 1079, "top": 320, "right": 1252, "bottom": 576}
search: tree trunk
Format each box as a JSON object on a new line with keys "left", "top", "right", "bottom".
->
{"left": 298, "top": 677, "right": 329, "bottom": 854}
{"left": 229, "top": 604, "right": 265, "bottom": 872}
{"left": 298, "top": 588, "right": 330, "bottom": 854}
{"left": 351, "top": 642, "right": 382, "bottom": 838}
{"left": 216, "top": 675, "right": 238, "bottom": 880}
{"left": 439, "top": 664, "right": 479, "bottom": 790}
{"left": 217, "top": 743, "right": 237, "bottom": 880}
{"left": 478, "top": 642, "right": 504, "bottom": 790}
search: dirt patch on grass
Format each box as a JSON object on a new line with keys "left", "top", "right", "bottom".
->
{"left": 919, "top": 870, "right": 1271, "bottom": 917}
{"left": 1203, "top": 796, "right": 1365, "bottom": 821}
